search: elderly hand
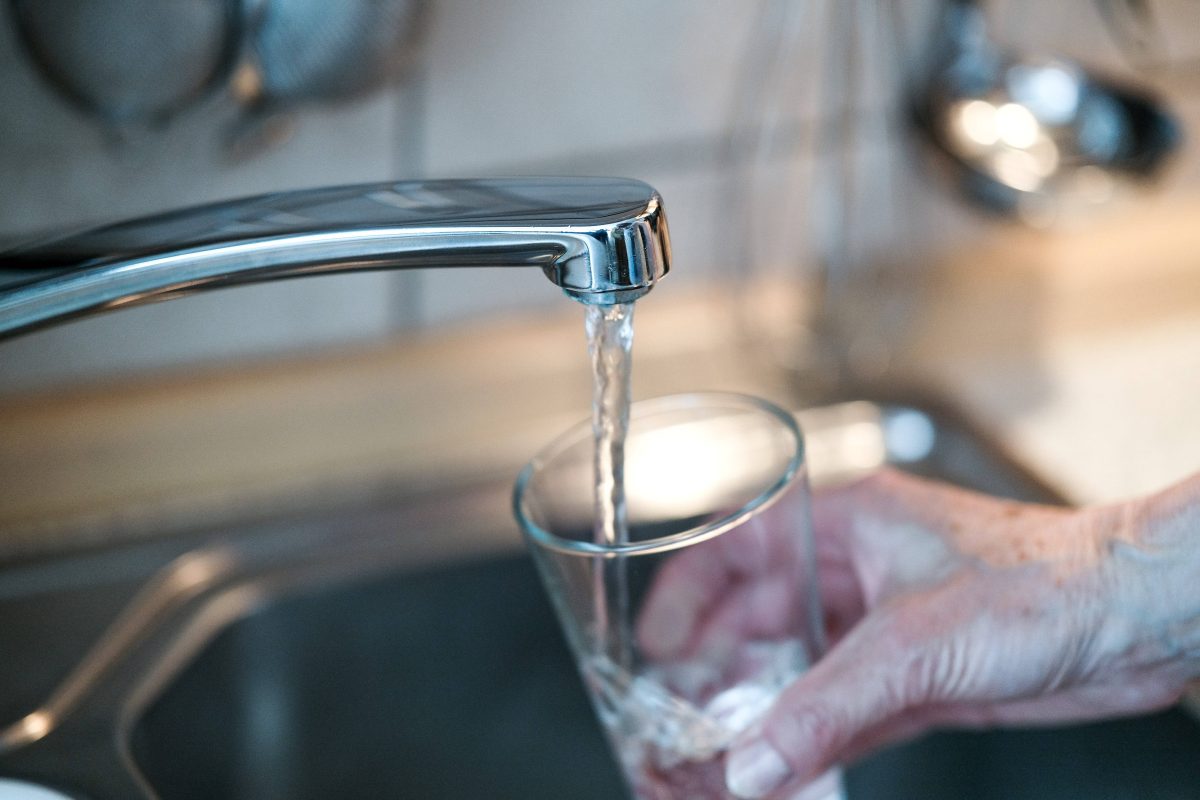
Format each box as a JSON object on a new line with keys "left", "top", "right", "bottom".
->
{"left": 715, "top": 468, "right": 1200, "bottom": 799}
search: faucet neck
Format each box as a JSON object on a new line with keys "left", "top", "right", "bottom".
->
{"left": 0, "top": 178, "right": 671, "bottom": 339}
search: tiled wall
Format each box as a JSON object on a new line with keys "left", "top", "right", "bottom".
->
{"left": 0, "top": 0, "right": 416, "bottom": 393}
{"left": 1, "top": 0, "right": 1197, "bottom": 394}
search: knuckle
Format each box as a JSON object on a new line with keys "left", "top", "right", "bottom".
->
{"left": 771, "top": 701, "right": 844, "bottom": 758}
{"left": 798, "top": 704, "right": 842, "bottom": 751}
{"left": 874, "top": 606, "right": 957, "bottom": 706}
{"left": 901, "top": 642, "right": 956, "bottom": 705}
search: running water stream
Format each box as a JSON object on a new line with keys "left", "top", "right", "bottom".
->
{"left": 586, "top": 302, "right": 635, "bottom": 546}
{"left": 585, "top": 302, "right": 636, "bottom": 667}
{"left": 580, "top": 302, "right": 845, "bottom": 799}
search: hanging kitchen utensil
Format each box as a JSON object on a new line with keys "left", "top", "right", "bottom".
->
{"left": 8, "top": 0, "right": 426, "bottom": 156}
{"left": 226, "top": 0, "right": 427, "bottom": 160}
{"left": 8, "top": 0, "right": 242, "bottom": 131}
{"left": 912, "top": 0, "right": 1179, "bottom": 220}
{"left": 723, "top": 0, "right": 934, "bottom": 393}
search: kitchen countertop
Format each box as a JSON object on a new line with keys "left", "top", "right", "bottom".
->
{"left": 0, "top": 290, "right": 794, "bottom": 556}
{"left": 897, "top": 196, "right": 1200, "bottom": 505}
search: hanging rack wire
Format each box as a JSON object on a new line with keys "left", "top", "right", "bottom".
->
{"left": 722, "top": 0, "right": 943, "bottom": 397}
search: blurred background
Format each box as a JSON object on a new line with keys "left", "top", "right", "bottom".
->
{"left": 3, "top": 0, "right": 1198, "bottom": 509}
{"left": 2, "top": 1, "right": 1200, "bottom": 798}
{"left": 1, "top": 0, "right": 1194, "bottom": 393}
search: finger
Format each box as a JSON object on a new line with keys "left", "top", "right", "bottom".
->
{"left": 637, "top": 510, "right": 803, "bottom": 660}
{"left": 636, "top": 541, "right": 734, "bottom": 659}
{"left": 682, "top": 543, "right": 866, "bottom": 659}
{"left": 818, "top": 560, "right": 865, "bottom": 645}
{"left": 808, "top": 472, "right": 904, "bottom": 600}
{"left": 686, "top": 571, "right": 796, "bottom": 662}
{"left": 643, "top": 555, "right": 862, "bottom": 668}
{"left": 725, "top": 615, "right": 920, "bottom": 798}
{"left": 811, "top": 467, "right": 977, "bottom": 543}
{"left": 658, "top": 559, "right": 865, "bottom": 668}
{"left": 637, "top": 471, "right": 896, "bottom": 665}
{"left": 808, "top": 468, "right": 912, "bottom": 542}
{"left": 779, "top": 769, "right": 846, "bottom": 800}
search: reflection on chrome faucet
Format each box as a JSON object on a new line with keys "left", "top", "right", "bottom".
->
{"left": 0, "top": 177, "right": 672, "bottom": 339}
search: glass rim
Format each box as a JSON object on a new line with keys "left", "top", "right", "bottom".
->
{"left": 513, "top": 391, "right": 805, "bottom": 557}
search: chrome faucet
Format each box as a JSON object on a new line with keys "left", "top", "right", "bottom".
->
{"left": 0, "top": 177, "right": 671, "bottom": 339}
{"left": 0, "top": 177, "right": 671, "bottom": 799}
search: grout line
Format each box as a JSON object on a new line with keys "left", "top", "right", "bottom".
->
{"left": 388, "top": 69, "right": 428, "bottom": 332}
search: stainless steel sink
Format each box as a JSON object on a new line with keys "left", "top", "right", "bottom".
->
{"left": 1, "top": 401, "right": 1198, "bottom": 799}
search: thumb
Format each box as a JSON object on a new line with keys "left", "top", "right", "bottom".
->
{"left": 725, "top": 618, "right": 919, "bottom": 798}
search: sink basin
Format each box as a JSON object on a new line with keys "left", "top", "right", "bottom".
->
{"left": 1, "top": 400, "right": 1198, "bottom": 799}
{"left": 131, "top": 555, "right": 1200, "bottom": 800}
{"left": 133, "top": 554, "right": 624, "bottom": 800}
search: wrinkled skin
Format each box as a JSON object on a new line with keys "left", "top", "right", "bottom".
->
{"left": 640, "top": 467, "right": 1200, "bottom": 799}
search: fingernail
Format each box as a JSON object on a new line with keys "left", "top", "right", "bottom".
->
{"left": 785, "top": 770, "right": 846, "bottom": 800}
{"left": 726, "top": 738, "right": 792, "bottom": 799}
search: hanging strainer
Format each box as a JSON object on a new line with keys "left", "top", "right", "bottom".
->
{"left": 9, "top": 0, "right": 242, "bottom": 129}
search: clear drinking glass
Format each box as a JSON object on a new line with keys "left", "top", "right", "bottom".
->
{"left": 514, "top": 393, "right": 846, "bottom": 800}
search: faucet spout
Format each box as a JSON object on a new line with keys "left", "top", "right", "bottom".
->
{"left": 0, "top": 177, "right": 671, "bottom": 339}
